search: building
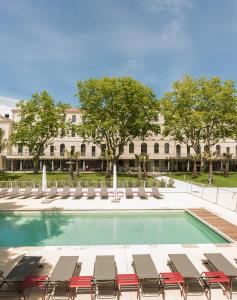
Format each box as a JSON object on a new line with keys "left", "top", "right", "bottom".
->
{"left": 1, "top": 108, "right": 237, "bottom": 172}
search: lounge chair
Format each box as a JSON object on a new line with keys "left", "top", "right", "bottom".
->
{"left": 0, "top": 255, "right": 42, "bottom": 299}
{"left": 100, "top": 187, "right": 108, "bottom": 199}
{"left": 87, "top": 187, "right": 95, "bottom": 199}
{"left": 94, "top": 255, "right": 117, "bottom": 298}
{"left": 151, "top": 187, "right": 164, "bottom": 199}
{"left": 34, "top": 187, "right": 45, "bottom": 198}
{"left": 46, "top": 186, "right": 58, "bottom": 200}
{"left": 125, "top": 188, "right": 133, "bottom": 199}
{"left": 203, "top": 253, "right": 237, "bottom": 299}
{"left": 132, "top": 254, "right": 160, "bottom": 296}
{"left": 44, "top": 256, "right": 80, "bottom": 299}
{"left": 138, "top": 187, "right": 148, "bottom": 199}
{"left": 0, "top": 188, "right": 9, "bottom": 198}
{"left": 7, "top": 187, "right": 20, "bottom": 199}
{"left": 168, "top": 254, "right": 207, "bottom": 299}
{"left": 21, "top": 186, "right": 33, "bottom": 198}
{"left": 73, "top": 187, "right": 84, "bottom": 199}
{"left": 60, "top": 186, "right": 71, "bottom": 199}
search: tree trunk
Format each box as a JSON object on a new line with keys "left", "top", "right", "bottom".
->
{"left": 69, "top": 163, "right": 74, "bottom": 180}
{"left": 192, "top": 159, "right": 197, "bottom": 178}
{"left": 75, "top": 160, "right": 79, "bottom": 177}
{"left": 224, "top": 160, "right": 229, "bottom": 177}
{"left": 142, "top": 161, "right": 147, "bottom": 180}
{"left": 33, "top": 156, "right": 39, "bottom": 174}
{"left": 208, "top": 159, "right": 213, "bottom": 185}
{"left": 105, "top": 159, "right": 111, "bottom": 179}
{"left": 137, "top": 162, "right": 142, "bottom": 179}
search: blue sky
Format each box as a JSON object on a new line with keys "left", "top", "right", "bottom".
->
{"left": 0, "top": 0, "right": 237, "bottom": 113}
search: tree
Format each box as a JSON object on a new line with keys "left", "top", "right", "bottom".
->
{"left": 202, "top": 150, "right": 216, "bottom": 185}
{"left": 162, "top": 76, "right": 237, "bottom": 180}
{"left": 99, "top": 147, "right": 113, "bottom": 178}
{"left": 11, "top": 91, "right": 69, "bottom": 173}
{"left": 0, "top": 128, "right": 7, "bottom": 153}
{"left": 77, "top": 77, "right": 161, "bottom": 176}
{"left": 190, "top": 153, "right": 201, "bottom": 178}
{"left": 222, "top": 153, "right": 232, "bottom": 177}
{"left": 66, "top": 150, "right": 81, "bottom": 179}
{"left": 135, "top": 154, "right": 150, "bottom": 180}
{"left": 161, "top": 76, "right": 203, "bottom": 178}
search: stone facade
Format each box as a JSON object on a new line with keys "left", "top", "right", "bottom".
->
{"left": 1, "top": 108, "right": 237, "bottom": 172}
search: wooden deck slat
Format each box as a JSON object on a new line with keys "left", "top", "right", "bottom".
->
{"left": 188, "top": 208, "right": 237, "bottom": 242}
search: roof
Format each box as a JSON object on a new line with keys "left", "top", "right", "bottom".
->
{"left": 66, "top": 108, "right": 81, "bottom": 113}
{"left": 11, "top": 107, "right": 81, "bottom": 113}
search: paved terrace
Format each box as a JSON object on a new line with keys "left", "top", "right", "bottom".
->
{"left": 0, "top": 180, "right": 237, "bottom": 299}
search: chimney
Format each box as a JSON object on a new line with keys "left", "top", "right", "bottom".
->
{"left": 4, "top": 114, "right": 9, "bottom": 118}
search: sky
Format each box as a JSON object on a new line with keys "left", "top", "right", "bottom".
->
{"left": 0, "top": 0, "right": 237, "bottom": 115}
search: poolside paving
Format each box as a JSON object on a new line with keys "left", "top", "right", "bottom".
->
{"left": 1, "top": 180, "right": 237, "bottom": 299}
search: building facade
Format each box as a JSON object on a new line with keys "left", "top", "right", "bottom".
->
{"left": 1, "top": 108, "right": 237, "bottom": 172}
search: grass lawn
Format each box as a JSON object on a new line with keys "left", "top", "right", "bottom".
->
{"left": 169, "top": 172, "right": 237, "bottom": 187}
{"left": 0, "top": 172, "right": 161, "bottom": 186}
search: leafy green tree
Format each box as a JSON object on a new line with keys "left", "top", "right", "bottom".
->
{"left": 11, "top": 91, "right": 69, "bottom": 173}
{"left": 0, "top": 128, "right": 7, "bottom": 153}
{"left": 161, "top": 76, "right": 203, "bottom": 178}
{"left": 77, "top": 77, "right": 160, "bottom": 174}
{"left": 162, "top": 76, "right": 237, "bottom": 181}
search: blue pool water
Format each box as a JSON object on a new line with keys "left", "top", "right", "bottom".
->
{"left": 0, "top": 211, "right": 228, "bottom": 246}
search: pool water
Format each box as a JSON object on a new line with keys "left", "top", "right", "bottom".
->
{"left": 0, "top": 211, "right": 228, "bottom": 246}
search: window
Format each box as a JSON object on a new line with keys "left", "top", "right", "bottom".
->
{"left": 154, "top": 143, "right": 159, "bottom": 154}
{"left": 81, "top": 144, "right": 86, "bottom": 156}
{"left": 50, "top": 146, "right": 54, "bottom": 156}
{"left": 119, "top": 144, "right": 124, "bottom": 154}
{"left": 71, "top": 146, "right": 75, "bottom": 155}
{"left": 141, "top": 143, "right": 147, "bottom": 155}
{"left": 226, "top": 147, "right": 230, "bottom": 154}
{"left": 129, "top": 142, "right": 134, "bottom": 154}
{"left": 18, "top": 144, "right": 23, "bottom": 156}
{"left": 72, "top": 115, "right": 76, "bottom": 123}
{"left": 187, "top": 145, "right": 191, "bottom": 157}
{"left": 71, "top": 128, "right": 76, "bottom": 137}
{"left": 92, "top": 146, "right": 96, "bottom": 157}
{"left": 176, "top": 144, "right": 181, "bottom": 157}
{"left": 216, "top": 145, "right": 221, "bottom": 157}
{"left": 129, "top": 160, "right": 135, "bottom": 167}
{"left": 60, "top": 144, "right": 65, "bottom": 156}
{"left": 164, "top": 143, "right": 169, "bottom": 154}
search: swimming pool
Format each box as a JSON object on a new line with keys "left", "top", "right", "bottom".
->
{"left": 0, "top": 210, "right": 228, "bottom": 246}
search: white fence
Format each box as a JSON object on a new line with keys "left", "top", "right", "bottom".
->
{"left": 188, "top": 181, "right": 237, "bottom": 212}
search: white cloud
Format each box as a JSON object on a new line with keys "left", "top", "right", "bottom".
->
{"left": 0, "top": 96, "right": 20, "bottom": 117}
{"left": 143, "top": 0, "right": 192, "bottom": 12}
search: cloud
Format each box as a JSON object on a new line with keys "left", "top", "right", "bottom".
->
{"left": 0, "top": 96, "right": 20, "bottom": 117}
{"left": 143, "top": 0, "right": 192, "bottom": 12}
